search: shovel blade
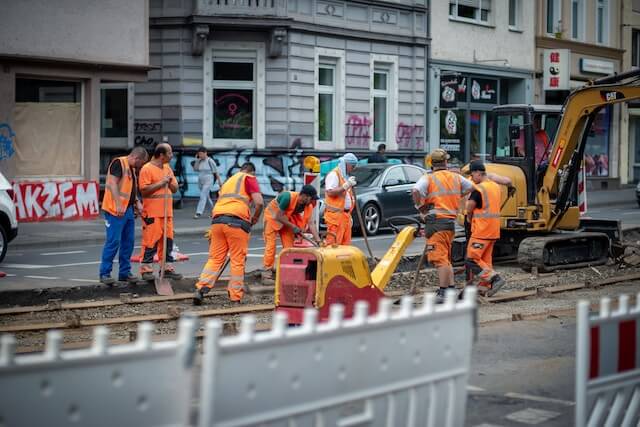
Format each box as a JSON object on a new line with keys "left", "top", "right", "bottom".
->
{"left": 155, "top": 277, "right": 174, "bottom": 296}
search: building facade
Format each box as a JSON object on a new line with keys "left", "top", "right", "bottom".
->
{"left": 112, "top": 0, "right": 429, "bottom": 197}
{"left": 622, "top": 0, "right": 640, "bottom": 184}
{"left": 535, "top": 0, "right": 624, "bottom": 190}
{"left": 428, "top": 0, "right": 536, "bottom": 165}
{"left": 0, "top": 0, "right": 151, "bottom": 183}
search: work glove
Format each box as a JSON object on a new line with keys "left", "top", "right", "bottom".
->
{"left": 342, "top": 176, "right": 357, "bottom": 190}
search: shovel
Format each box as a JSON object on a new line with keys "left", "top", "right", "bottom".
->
{"left": 155, "top": 184, "right": 174, "bottom": 296}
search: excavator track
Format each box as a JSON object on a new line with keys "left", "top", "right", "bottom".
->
{"left": 517, "top": 232, "right": 610, "bottom": 273}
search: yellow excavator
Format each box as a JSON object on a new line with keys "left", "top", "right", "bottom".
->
{"left": 465, "top": 69, "right": 640, "bottom": 272}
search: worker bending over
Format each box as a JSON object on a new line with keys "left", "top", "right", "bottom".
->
{"left": 324, "top": 153, "right": 358, "bottom": 245}
{"left": 138, "top": 143, "right": 182, "bottom": 281}
{"left": 261, "top": 185, "right": 321, "bottom": 282}
{"left": 465, "top": 161, "right": 511, "bottom": 296}
{"left": 412, "top": 149, "right": 474, "bottom": 303}
{"left": 194, "top": 162, "right": 263, "bottom": 305}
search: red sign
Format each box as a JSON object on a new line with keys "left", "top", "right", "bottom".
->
{"left": 12, "top": 180, "right": 100, "bottom": 222}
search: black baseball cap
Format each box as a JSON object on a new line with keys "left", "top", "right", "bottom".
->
{"left": 469, "top": 160, "right": 486, "bottom": 172}
{"left": 300, "top": 184, "right": 319, "bottom": 200}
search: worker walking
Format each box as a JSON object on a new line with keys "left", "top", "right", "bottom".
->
{"left": 99, "top": 147, "right": 149, "bottom": 285}
{"left": 261, "top": 185, "right": 321, "bottom": 282}
{"left": 138, "top": 143, "right": 182, "bottom": 281}
{"left": 465, "top": 160, "right": 511, "bottom": 296}
{"left": 324, "top": 153, "right": 358, "bottom": 246}
{"left": 193, "top": 162, "right": 264, "bottom": 305}
{"left": 412, "top": 149, "right": 474, "bottom": 303}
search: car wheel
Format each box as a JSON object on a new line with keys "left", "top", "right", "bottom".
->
{"left": 362, "top": 203, "right": 381, "bottom": 236}
{"left": 0, "top": 225, "right": 7, "bottom": 263}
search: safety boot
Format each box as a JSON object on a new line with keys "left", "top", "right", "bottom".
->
{"left": 486, "top": 275, "right": 506, "bottom": 297}
{"left": 193, "top": 286, "right": 211, "bottom": 306}
{"left": 162, "top": 270, "right": 183, "bottom": 280}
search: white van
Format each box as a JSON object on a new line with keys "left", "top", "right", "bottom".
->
{"left": 0, "top": 173, "right": 18, "bottom": 262}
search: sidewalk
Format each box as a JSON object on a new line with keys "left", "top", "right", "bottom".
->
{"left": 12, "top": 199, "right": 265, "bottom": 249}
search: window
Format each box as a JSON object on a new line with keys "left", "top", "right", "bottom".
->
{"left": 596, "top": 0, "right": 609, "bottom": 45}
{"left": 373, "top": 70, "right": 388, "bottom": 143}
{"left": 633, "top": 30, "right": 640, "bottom": 68}
{"left": 571, "top": 0, "right": 585, "bottom": 40}
{"left": 449, "top": 0, "right": 491, "bottom": 24}
{"left": 315, "top": 48, "right": 345, "bottom": 149}
{"left": 318, "top": 64, "right": 335, "bottom": 142}
{"left": 546, "top": 0, "right": 562, "bottom": 36}
{"left": 508, "top": 0, "right": 520, "bottom": 30}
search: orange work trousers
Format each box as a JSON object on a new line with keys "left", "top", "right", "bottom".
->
{"left": 426, "top": 230, "right": 454, "bottom": 267}
{"left": 465, "top": 237, "right": 497, "bottom": 281}
{"left": 262, "top": 222, "right": 295, "bottom": 270}
{"left": 196, "top": 223, "right": 250, "bottom": 302}
{"left": 324, "top": 212, "right": 352, "bottom": 245}
{"left": 140, "top": 216, "right": 174, "bottom": 274}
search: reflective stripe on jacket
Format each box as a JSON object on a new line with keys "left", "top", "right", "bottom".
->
{"left": 471, "top": 180, "right": 502, "bottom": 240}
{"left": 213, "top": 172, "right": 251, "bottom": 221}
{"left": 102, "top": 156, "right": 133, "bottom": 216}
{"left": 422, "top": 170, "right": 463, "bottom": 219}
{"left": 324, "top": 167, "right": 355, "bottom": 225}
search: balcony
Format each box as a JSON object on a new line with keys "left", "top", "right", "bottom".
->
{"left": 194, "top": 0, "right": 288, "bottom": 18}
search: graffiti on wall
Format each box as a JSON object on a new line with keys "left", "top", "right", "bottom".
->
{"left": 134, "top": 121, "right": 161, "bottom": 150}
{"left": 345, "top": 115, "right": 371, "bottom": 149}
{"left": 12, "top": 181, "right": 100, "bottom": 222}
{"left": 396, "top": 122, "right": 424, "bottom": 151}
{"left": 0, "top": 123, "right": 16, "bottom": 160}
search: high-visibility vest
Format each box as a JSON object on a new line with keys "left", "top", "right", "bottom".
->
{"left": 264, "top": 191, "right": 313, "bottom": 231}
{"left": 102, "top": 156, "right": 133, "bottom": 216}
{"left": 324, "top": 167, "right": 355, "bottom": 224}
{"left": 421, "top": 170, "right": 462, "bottom": 219}
{"left": 213, "top": 172, "right": 252, "bottom": 221}
{"left": 471, "top": 180, "right": 502, "bottom": 240}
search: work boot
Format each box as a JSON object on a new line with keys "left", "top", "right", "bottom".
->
{"left": 162, "top": 270, "right": 183, "bottom": 280}
{"left": 141, "top": 271, "right": 155, "bottom": 281}
{"left": 486, "top": 275, "right": 506, "bottom": 297}
{"left": 118, "top": 273, "right": 139, "bottom": 284}
{"left": 193, "top": 286, "right": 211, "bottom": 306}
{"left": 99, "top": 276, "right": 115, "bottom": 286}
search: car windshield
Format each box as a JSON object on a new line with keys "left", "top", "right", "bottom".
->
{"left": 351, "top": 167, "right": 384, "bottom": 187}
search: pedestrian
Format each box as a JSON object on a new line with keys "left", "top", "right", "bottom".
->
{"left": 193, "top": 162, "right": 264, "bottom": 305}
{"left": 368, "top": 143, "right": 387, "bottom": 163}
{"left": 464, "top": 161, "right": 512, "bottom": 296}
{"left": 192, "top": 147, "right": 222, "bottom": 219}
{"left": 411, "top": 149, "right": 474, "bottom": 303}
{"left": 324, "top": 153, "right": 358, "bottom": 245}
{"left": 99, "top": 147, "right": 149, "bottom": 285}
{"left": 261, "top": 184, "right": 322, "bottom": 282}
{"left": 138, "top": 143, "right": 182, "bottom": 281}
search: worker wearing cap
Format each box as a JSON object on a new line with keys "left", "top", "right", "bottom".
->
{"left": 261, "top": 185, "right": 322, "bottom": 282}
{"left": 465, "top": 160, "right": 512, "bottom": 296}
{"left": 324, "top": 153, "right": 358, "bottom": 245}
{"left": 412, "top": 149, "right": 474, "bottom": 303}
{"left": 193, "top": 162, "right": 263, "bottom": 305}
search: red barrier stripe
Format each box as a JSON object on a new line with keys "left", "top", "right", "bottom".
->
{"left": 590, "top": 326, "right": 600, "bottom": 379}
{"left": 618, "top": 320, "right": 637, "bottom": 372}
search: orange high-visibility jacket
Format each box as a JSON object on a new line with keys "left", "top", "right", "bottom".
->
{"left": 264, "top": 191, "right": 313, "bottom": 231}
{"left": 324, "top": 167, "right": 355, "bottom": 224}
{"left": 102, "top": 156, "right": 133, "bottom": 216}
{"left": 421, "top": 170, "right": 463, "bottom": 219}
{"left": 139, "top": 163, "right": 174, "bottom": 218}
{"left": 213, "top": 172, "right": 252, "bottom": 221}
{"left": 471, "top": 180, "right": 502, "bottom": 240}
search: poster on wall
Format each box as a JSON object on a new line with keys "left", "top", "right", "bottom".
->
{"left": 440, "top": 73, "right": 459, "bottom": 109}
{"left": 440, "top": 109, "right": 465, "bottom": 164}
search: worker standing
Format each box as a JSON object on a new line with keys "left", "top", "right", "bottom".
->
{"left": 193, "top": 162, "right": 263, "bottom": 305}
{"left": 138, "top": 143, "right": 182, "bottom": 281}
{"left": 412, "top": 149, "right": 474, "bottom": 303}
{"left": 464, "top": 160, "right": 511, "bottom": 296}
{"left": 99, "top": 147, "right": 149, "bottom": 285}
{"left": 324, "top": 153, "right": 358, "bottom": 245}
{"left": 261, "top": 185, "right": 322, "bottom": 282}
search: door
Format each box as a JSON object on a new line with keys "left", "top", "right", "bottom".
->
{"left": 378, "top": 166, "right": 411, "bottom": 220}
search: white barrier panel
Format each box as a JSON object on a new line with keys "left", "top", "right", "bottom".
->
{"left": 199, "top": 289, "right": 477, "bottom": 427}
{"left": 0, "top": 316, "right": 198, "bottom": 427}
{"left": 575, "top": 294, "right": 640, "bottom": 427}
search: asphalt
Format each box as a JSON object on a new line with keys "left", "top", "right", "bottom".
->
{"left": 8, "top": 187, "right": 638, "bottom": 249}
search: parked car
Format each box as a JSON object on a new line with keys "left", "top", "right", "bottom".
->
{"left": 0, "top": 172, "right": 18, "bottom": 262}
{"left": 319, "top": 163, "right": 426, "bottom": 235}
{"left": 636, "top": 181, "right": 640, "bottom": 208}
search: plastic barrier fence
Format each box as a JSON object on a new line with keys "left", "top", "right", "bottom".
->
{"left": 0, "top": 316, "right": 198, "bottom": 427}
{"left": 575, "top": 294, "right": 640, "bottom": 427}
{"left": 199, "top": 289, "right": 476, "bottom": 427}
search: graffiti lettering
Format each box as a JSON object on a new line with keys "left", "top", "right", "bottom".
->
{"left": 396, "top": 123, "right": 424, "bottom": 151}
{"left": 0, "top": 123, "right": 16, "bottom": 160}
{"left": 12, "top": 181, "right": 100, "bottom": 222}
{"left": 345, "top": 115, "right": 371, "bottom": 149}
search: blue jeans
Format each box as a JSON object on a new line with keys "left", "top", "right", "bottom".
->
{"left": 99, "top": 207, "right": 135, "bottom": 279}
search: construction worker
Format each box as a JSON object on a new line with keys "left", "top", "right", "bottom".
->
{"left": 324, "top": 153, "right": 358, "bottom": 245}
{"left": 261, "top": 185, "right": 321, "bottom": 281}
{"left": 464, "top": 160, "right": 512, "bottom": 296}
{"left": 99, "top": 147, "right": 149, "bottom": 285}
{"left": 193, "top": 162, "right": 263, "bottom": 305}
{"left": 412, "top": 149, "right": 474, "bottom": 303}
{"left": 138, "top": 143, "right": 182, "bottom": 281}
